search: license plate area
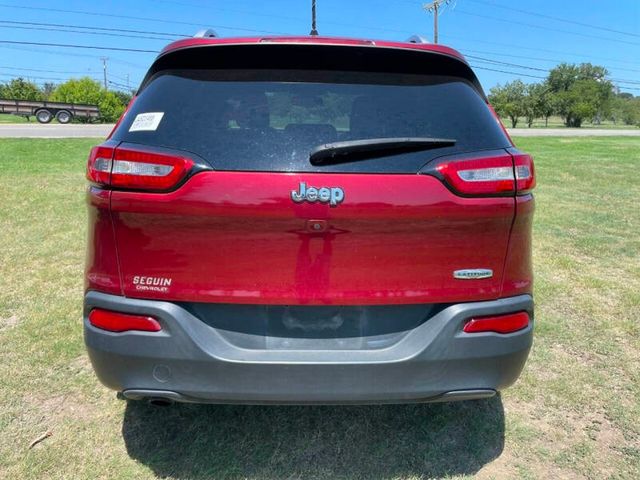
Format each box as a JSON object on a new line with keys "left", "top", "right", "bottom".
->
{"left": 266, "top": 306, "right": 366, "bottom": 350}
{"left": 183, "top": 303, "right": 447, "bottom": 351}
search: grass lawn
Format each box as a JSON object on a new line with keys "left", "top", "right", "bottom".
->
{"left": 0, "top": 114, "right": 29, "bottom": 123}
{"left": 0, "top": 137, "right": 638, "bottom": 479}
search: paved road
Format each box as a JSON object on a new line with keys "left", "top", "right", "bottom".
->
{"left": 0, "top": 123, "right": 639, "bottom": 138}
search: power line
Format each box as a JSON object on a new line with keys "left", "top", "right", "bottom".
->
{"left": 402, "top": 0, "right": 640, "bottom": 44}
{"left": 0, "top": 19, "right": 188, "bottom": 38}
{"left": 467, "top": 56, "right": 640, "bottom": 86}
{"left": 1, "top": 31, "right": 637, "bottom": 85}
{"left": 5, "top": 47, "right": 637, "bottom": 86}
{"left": 2, "top": 38, "right": 638, "bottom": 87}
{"left": 157, "top": 0, "right": 640, "bottom": 69}
{"left": 4, "top": 0, "right": 637, "bottom": 68}
{"left": 2, "top": 1, "right": 638, "bottom": 72}
{"left": 0, "top": 65, "right": 101, "bottom": 75}
{"left": 108, "top": 72, "right": 133, "bottom": 83}
{"left": 0, "top": 2, "right": 636, "bottom": 92}
{"left": 466, "top": 55, "right": 550, "bottom": 73}
{"left": 149, "top": 0, "right": 421, "bottom": 35}
{"left": 455, "top": 9, "right": 640, "bottom": 47}
{"left": 0, "top": 44, "right": 147, "bottom": 68}
{"left": 470, "top": 66, "right": 640, "bottom": 91}
{"left": 1, "top": 64, "right": 637, "bottom": 91}
{"left": 8, "top": 22, "right": 637, "bottom": 81}
{"left": 0, "top": 40, "right": 157, "bottom": 53}
{"left": 470, "top": 65, "right": 640, "bottom": 90}
{"left": 0, "top": 71, "right": 142, "bottom": 88}
{"left": 470, "top": 65, "right": 546, "bottom": 80}
{"left": 0, "top": 72, "right": 99, "bottom": 82}
{"left": 108, "top": 79, "right": 133, "bottom": 90}
{"left": 442, "top": 32, "right": 640, "bottom": 67}
{"left": 5, "top": 26, "right": 638, "bottom": 86}
{"left": 3, "top": 34, "right": 637, "bottom": 86}
{"left": 465, "top": 0, "right": 640, "bottom": 39}
{"left": 0, "top": 24, "right": 180, "bottom": 42}
{"left": 611, "top": 86, "right": 640, "bottom": 91}
{"left": 0, "top": 3, "right": 287, "bottom": 35}
{"left": 458, "top": 48, "right": 640, "bottom": 75}
{"left": 0, "top": 72, "right": 142, "bottom": 88}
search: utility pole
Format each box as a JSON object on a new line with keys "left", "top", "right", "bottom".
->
{"left": 310, "top": 0, "right": 318, "bottom": 36}
{"left": 423, "top": 0, "right": 451, "bottom": 44}
{"left": 126, "top": 74, "right": 130, "bottom": 91}
{"left": 100, "top": 57, "right": 108, "bottom": 90}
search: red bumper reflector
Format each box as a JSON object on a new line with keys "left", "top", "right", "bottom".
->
{"left": 463, "top": 311, "right": 530, "bottom": 334}
{"left": 88, "top": 309, "right": 161, "bottom": 333}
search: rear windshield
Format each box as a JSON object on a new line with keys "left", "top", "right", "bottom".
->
{"left": 113, "top": 70, "right": 510, "bottom": 173}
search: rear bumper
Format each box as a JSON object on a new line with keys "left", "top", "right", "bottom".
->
{"left": 83, "top": 291, "right": 533, "bottom": 404}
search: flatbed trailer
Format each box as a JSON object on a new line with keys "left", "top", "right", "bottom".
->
{"left": 0, "top": 98, "right": 100, "bottom": 123}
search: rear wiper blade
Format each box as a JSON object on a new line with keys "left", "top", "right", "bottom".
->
{"left": 309, "top": 137, "right": 456, "bottom": 166}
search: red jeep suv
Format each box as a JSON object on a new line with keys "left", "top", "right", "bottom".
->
{"left": 84, "top": 34, "right": 535, "bottom": 404}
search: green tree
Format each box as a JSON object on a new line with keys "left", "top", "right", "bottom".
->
{"left": 98, "top": 91, "right": 127, "bottom": 123}
{"left": 553, "top": 80, "right": 612, "bottom": 127}
{"left": 609, "top": 93, "right": 640, "bottom": 127}
{"left": 0, "top": 78, "right": 43, "bottom": 100}
{"left": 50, "top": 77, "right": 125, "bottom": 122}
{"left": 614, "top": 96, "right": 640, "bottom": 126}
{"left": 488, "top": 80, "right": 527, "bottom": 128}
{"left": 535, "top": 82, "right": 555, "bottom": 127}
{"left": 523, "top": 83, "right": 551, "bottom": 128}
{"left": 51, "top": 77, "right": 101, "bottom": 104}
{"left": 547, "top": 63, "right": 612, "bottom": 127}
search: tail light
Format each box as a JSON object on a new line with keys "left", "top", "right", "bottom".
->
{"left": 111, "top": 147, "right": 193, "bottom": 190}
{"left": 513, "top": 153, "right": 536, "bottom": 193}
{"left": 436, "top": 154, "right": 516, "bottom": 196}
{"left": 88, "top": 308, "right": 161, "bottom": 332}
{"left": 434, "top": 153, "right": 535, "bottom": 197}
{"left": 86, "top": 145, "right": 193, "bottom": 192}
{"left": 87, "top": 145, "right": 114, "bottom": 185}
{"left": 463, "top": 311, "right": 530, "bottom": 334}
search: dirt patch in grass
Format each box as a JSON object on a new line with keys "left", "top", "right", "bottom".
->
{"left": 0, "top": 314, "right": 20, "bottom": 330}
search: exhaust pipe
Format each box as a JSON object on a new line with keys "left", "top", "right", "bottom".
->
{"left": 147, "top": 397, "right": 174, "bottom": 407}
{"left": 122, "top": 389, "right": 184, "bottom": 403}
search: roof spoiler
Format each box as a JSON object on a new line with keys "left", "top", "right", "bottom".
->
{"left": 142, "top": 38, "right": 486, "bottom": 100}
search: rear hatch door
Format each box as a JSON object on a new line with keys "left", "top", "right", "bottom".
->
{"left": 108, "top": 43, "right": 515, "bottom": 305}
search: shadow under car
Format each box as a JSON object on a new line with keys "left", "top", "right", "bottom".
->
{"left": 122, "top": 395, "right": 505, "bottom": 479}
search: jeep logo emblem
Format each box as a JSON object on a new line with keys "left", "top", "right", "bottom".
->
{"left": 291, "top": 182, "right": 344, "bottom": 207}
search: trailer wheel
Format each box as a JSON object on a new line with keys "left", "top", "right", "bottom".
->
{"left": 55, "top": 110, "right": 72, "bottom": 124}
{"left": 35, "top": 109, "right": 53, "bottom": 124}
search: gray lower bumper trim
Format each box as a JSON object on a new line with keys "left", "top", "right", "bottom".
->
{"left": 84, "top": 292, "right": 533, "bottom": 404}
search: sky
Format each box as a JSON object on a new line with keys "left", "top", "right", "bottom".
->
{"left": 0, "top": 0, "right": 638, "bottom": 95}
